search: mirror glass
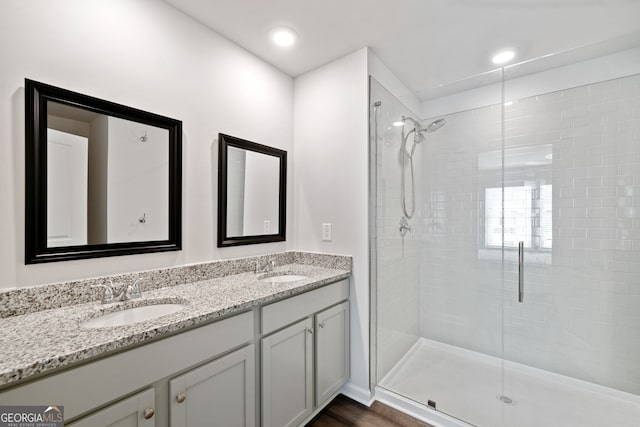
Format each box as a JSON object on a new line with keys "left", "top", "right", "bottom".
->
{"left": 26, "top": 79, "right": 182, "bottom": 264}
{"left": 226, "top": 146, "right": 280, "bottom": 237}
{"left": 46, "top": 101, "right": 169, "bottom": 247}
{"left": 218, "top": 134, "right": 286, "bottom": 247}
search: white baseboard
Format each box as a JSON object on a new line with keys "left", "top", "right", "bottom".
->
{"left": 340, "top": 382, "right": 374, "bottom": 406}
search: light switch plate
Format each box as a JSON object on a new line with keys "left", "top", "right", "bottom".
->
{"left": 322, "top": 223, "right": 332, "bottom": 241}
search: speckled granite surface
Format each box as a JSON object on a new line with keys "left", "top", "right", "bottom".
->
{"left": 0, "top": 251, "right": 352, "bottom": 318}
{"left": 0, "top": 253, "right": 351, "bottom": 388}
{"left": 293, "top": 251, "right": 352, "bottom": 270}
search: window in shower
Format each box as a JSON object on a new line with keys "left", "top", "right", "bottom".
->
{"left": 484, "top": 184, "right": 552, "bottom": 249}
{"left": 539, "top": 184, "right": 552, "bottom": 249}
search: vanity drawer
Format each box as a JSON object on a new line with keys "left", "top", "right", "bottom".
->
{"left": 0, "top": 311, "right": 254, "bottom": 421}
{"left": 261, "top": 279, "right": 349, "bottom": 335}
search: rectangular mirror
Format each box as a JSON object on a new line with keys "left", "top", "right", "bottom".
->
{"left": 217, "top": 133, "right": 286, "bottom": 247}
{"left": 25, "top": 79, "right": 182, "bottom": 263}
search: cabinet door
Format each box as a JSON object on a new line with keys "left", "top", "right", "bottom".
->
{"left": 68, "top": 388, "right": 155, "bottom": 427}
{"left": 261, "top": 318, "right": 313, "bottom": 427}
{"left": 169, "top": 344, "right": 255, "bottom": 427}
{"left": 315, "top": 301, "right": 350, "bottom": 406}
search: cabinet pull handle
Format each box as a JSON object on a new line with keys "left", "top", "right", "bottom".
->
{"left": 307, "top": 328, "right": 313, "bottom": 334}
{"left": 176, "top": 392, "right": 187, "bottom": 403}
{"left": 143, "top": 408, "right": 155, "bottom": 419}
{"left": 319, "top": 322, "right": 325, "bottom": 328}
{"left": 518, "top": 241, "right": 524, "bottom": 303}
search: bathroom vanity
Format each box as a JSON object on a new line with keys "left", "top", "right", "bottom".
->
{"left": 0, "top": 253, "right": 351, "bottom": 427}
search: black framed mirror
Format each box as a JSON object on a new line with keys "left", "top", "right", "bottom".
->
{"left": 25, "top": 79, "right": 182, "bottom": 264}
{"left": 217, "top": 133, "right": 286, "bottom": 247}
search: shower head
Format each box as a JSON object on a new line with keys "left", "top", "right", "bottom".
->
{"left": 425, "top": 118, "right": 446, "bottom": 133}
{"left": 401, "top": 116, "right": 446, "bottom": 156}
{"left": 401, "top": 116, "right": 446, "bottom": 134}
{"left": 412, "top": 118, "right": 445, "bottom": 150}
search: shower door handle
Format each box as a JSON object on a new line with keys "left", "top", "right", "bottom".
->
{"left": 518, "top": 241, "right": 524, "bottom": 303}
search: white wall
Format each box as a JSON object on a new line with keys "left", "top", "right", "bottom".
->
{"left": 293, "top": 48, "right": 370, "bottom": 396}
{"left": 0, "top": 0, "right": 293, "bottom": 288}
{"left": 368, "top": 50, "right": 421, "bottom": 117}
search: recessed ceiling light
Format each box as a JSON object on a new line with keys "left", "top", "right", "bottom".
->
{"left": 492, "top": 50, "right": 515, "bottom": 65}
{"left": 392, "top": 121, "right": 404, "bottom": 127}
{"left": 271, "top": 27, "right": 297, "bottom": 47}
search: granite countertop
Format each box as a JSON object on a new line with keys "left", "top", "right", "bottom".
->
{"left": 0, "top": 263, "right": 350, "bottom": 389}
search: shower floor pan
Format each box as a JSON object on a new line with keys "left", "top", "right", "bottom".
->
{"left": 379, "top": 338, "right": 640, "bottom": 427}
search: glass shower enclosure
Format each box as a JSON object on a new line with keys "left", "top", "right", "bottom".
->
{"left": 370, "top": 45, "right": 640, "bottom": 427}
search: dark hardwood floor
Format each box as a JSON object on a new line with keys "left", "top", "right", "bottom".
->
{"left": 306, "top": 395, "right": 434, "bottom": 427}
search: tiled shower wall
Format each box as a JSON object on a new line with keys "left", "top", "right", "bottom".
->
{"left": 419, "top": 73, "right": 640, "bottom": 395}
{"left": 372, "top": 79, "right": 422, "bottom": 381}
{"left": 418, "top": 101, "right": 504, "bottom": 359}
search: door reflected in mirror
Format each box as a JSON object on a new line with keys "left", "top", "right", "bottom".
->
{"left": 218, "top": 134, "right": 286, "bottom": 247}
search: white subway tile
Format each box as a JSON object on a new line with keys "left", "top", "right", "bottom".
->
{"left": 562, "top": 86, "right": 590, "bottom": 100}
{"left": 588, "top": 207, "right": 616, "bottom": 218}
{"left": 575, "top": 176, "right": 603, "bottom": 188}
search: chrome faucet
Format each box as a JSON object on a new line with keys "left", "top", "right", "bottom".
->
{"left": 127, "top": 279, "right": 143, "bottom": 299}
{"left": 399, "top": 216, "right": 411, "bottom": 237}
{"left": 92, "top": 284, "right": 114, "bottom": 304}
{"left": 92, "top": 279, "right": 143, "bottom": 304}
{"left": 254, "top": 258, "right": 276, "bottom": 274}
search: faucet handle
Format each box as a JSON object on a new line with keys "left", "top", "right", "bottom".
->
{"left": 129, "top": 279, "right": 143, "bottom": 299}
{"left": 91, "top": 284, "right": 114, "bottom": 304}
{"left": 255, "top": 258, "right": 276, "bottom": 274}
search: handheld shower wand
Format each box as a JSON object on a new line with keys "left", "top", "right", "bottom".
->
{"left": 400, "top": 116, "right": 446, "bottom": 219}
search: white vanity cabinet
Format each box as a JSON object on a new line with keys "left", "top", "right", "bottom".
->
{"left": 169, "top": 345, "right": 255, "bottom": 427}
{"left": 0, "top": 277, "right": 350, "bottom": 427}
{"left": 68, "top": 388, "right": 156, "bottom": 427}
{"left": 0, "top": 311, "right": 254, "bottom": 426}
{"left": 261, "top": 318, "right": 314, "bottom": 427}
{"left": 315, "top": 301, "right": 350, "bottom": 406}
{"left": 261, "top": 279, "right": 350, "bottom": 427}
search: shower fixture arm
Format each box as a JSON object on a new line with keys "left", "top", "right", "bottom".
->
{"left": 402, "top": 115, "right": 422, "bottom": 128}
{"left": 401, "top": 130, "right": 416, "bottom": 219}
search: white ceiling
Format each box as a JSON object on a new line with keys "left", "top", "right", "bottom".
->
{"left": 164, "top": 0, "right": 640, "bottom": 101}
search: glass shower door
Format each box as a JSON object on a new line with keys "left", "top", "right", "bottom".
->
{"left": 373, "top": 52, "right": 640, "bottom": 427}
{"left": 501, "top": 68, "right": 640, "bottom": 427}
{"left": 371, "top": 76, "right": 509, "bottom": 427}
{"left": 416, "top": 103, "right": 506, "bottom": 426}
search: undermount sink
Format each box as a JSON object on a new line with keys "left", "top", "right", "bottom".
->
{"left": 81, "top": 303, "right": 187, "bottom": 329}
{"left": 258, "top": 273, "right": 308, "bottom": 284}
